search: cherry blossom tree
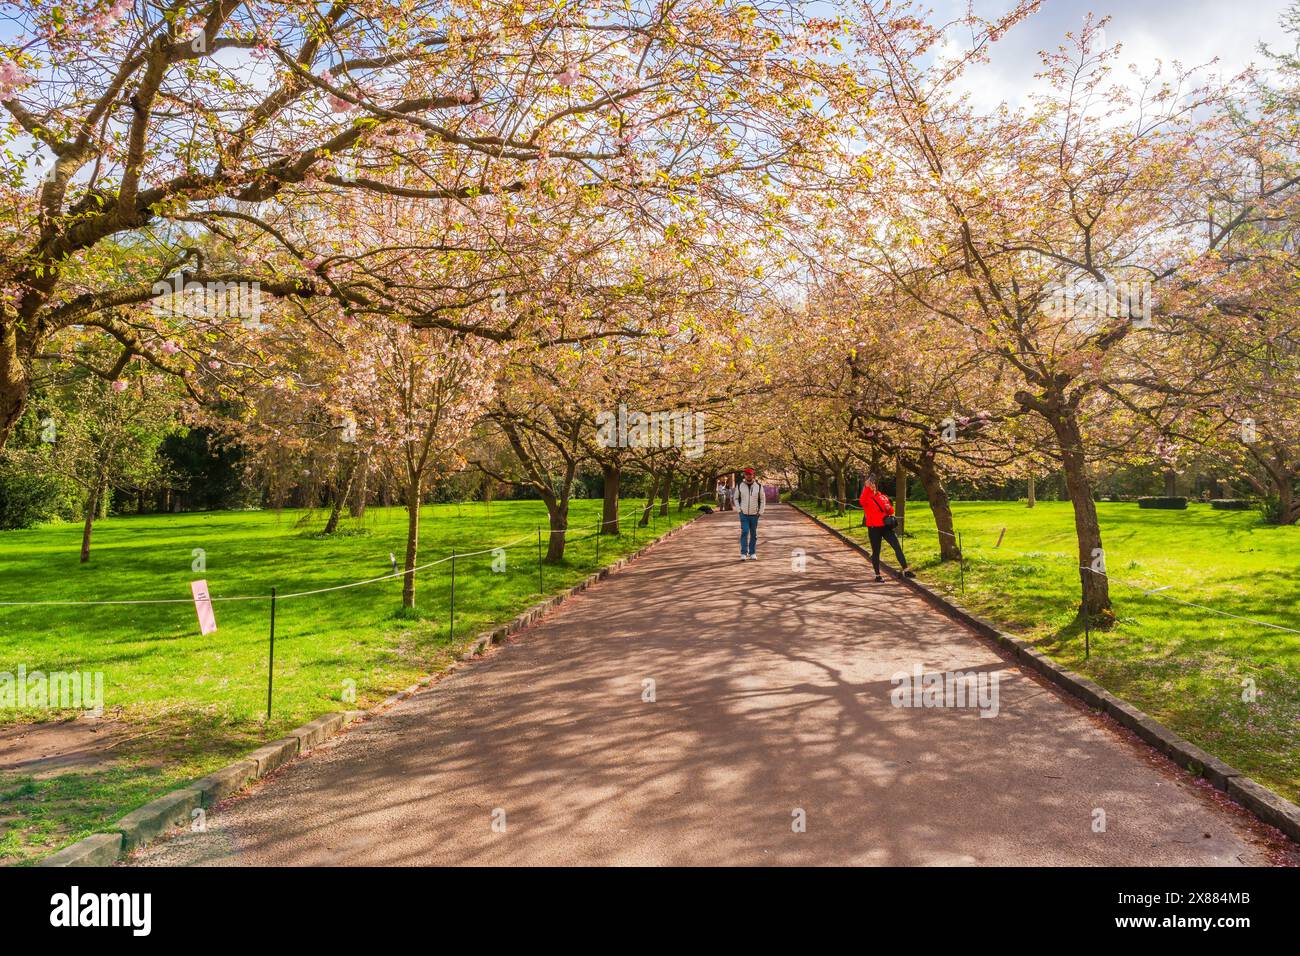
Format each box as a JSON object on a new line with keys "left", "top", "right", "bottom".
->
{"left": 1, "top": 0, "right": 842, "bottom": 448}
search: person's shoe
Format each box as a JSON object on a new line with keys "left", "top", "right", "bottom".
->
{"left": 874, "top": 574, "right": 884, "bottom": 582}
{"left": 740, "top": 554, "right": 748, "bottom": 561}
{"left": 750, "top": 553, "right": 757, "bottom": 560}
{"left": 903, "top": 568, "right": 916, "bottom": 578}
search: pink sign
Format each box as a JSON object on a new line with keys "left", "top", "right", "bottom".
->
{"left": 191, "top": 580, "right": 217, "bottom": 635}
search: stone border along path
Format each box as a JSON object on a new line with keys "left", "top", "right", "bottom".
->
{"left": 35, "top": 513, "right": 701, "bottom": 867}
{"left": 113, "top": 504, "right": 1298, "bottom": 866}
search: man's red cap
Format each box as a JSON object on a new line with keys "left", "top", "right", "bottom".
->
{"left": 743, "top": 467, "right": 755, "bottom": 475}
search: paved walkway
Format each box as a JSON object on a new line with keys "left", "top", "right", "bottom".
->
{"left": 134, "top": 506, "right": 1292, "bottom": 866}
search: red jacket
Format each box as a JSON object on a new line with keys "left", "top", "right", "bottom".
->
{"left": 859, "top": 486, "right": 894, "bottom": 527}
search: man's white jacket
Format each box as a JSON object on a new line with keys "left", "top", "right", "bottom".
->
{"left": 734, "top": 480, "right": 766, "bottom": 516}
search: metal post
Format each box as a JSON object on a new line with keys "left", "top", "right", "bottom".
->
{"left": 995, "top": 527, "right": 1006, "bottom": 549}
{"left": 1084, "top": 611, "right": 1091, "bottom": 659}
{"left": 595, "top": 520, "right": 600, "bottom": 561}
{"left": 958, "top": 532, "right": 965, "bottom": 594}
{"left": 266, "top": 586, "right": 277, "bottom": 721}
{"left": 450, "top": 549, "right": 455, "bottom": 641}
{"left": 537, "top": 527, "right": 543, "bottom": 592}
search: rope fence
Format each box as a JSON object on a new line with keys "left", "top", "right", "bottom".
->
{"left": 0, "top": 499, "right": 693, "bottom": 720}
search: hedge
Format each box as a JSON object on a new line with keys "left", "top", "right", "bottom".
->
{"left": 1137, "top": 496, "right": 1188, "bottom": 510}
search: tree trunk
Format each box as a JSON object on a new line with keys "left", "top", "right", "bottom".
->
{"left": 349, "top": 447, "right": 370, "bottom": 518}
{"left": 323, "top": 456, "right": 358, "bottom": 535}
{"left": 601, "top": 462, "right": 621, "bottom": 534}
{"left": 1163, "top": 468, "right": 1177, "bottom": 497}
{"left": 79, "top": 478, "right": 104, "bottom": 563}
{"left": 659, "top": 467, "right": 673, "bottom": 516}
{"left": 1052, "top": 411, "right": 1112, "bottom": 618}
{"left": 545, "top": 496, "right": 569, "bottom": 563}
{"left": 401, "top": 477, "right": 422, "bottom": 608}
{"left": 0, "top": 320, "right": 30, "bottom": 451}
{"left": 1247, "top": 444, "right": 1300, "bottom": 525}
{"left": 1273, "top": 471, "right": 1298, "bottom": 525}
{"left": 639, "top": 472, "right": 660, "bottom": 527}
{"left": 1026, "top": 475, "right": 1036, "bottom": 508}
{"left": 917, "top": 460, "right": 961, "bottom": 561}
{"left": 834, "top": 465, "right": 846, "bottom": 515}
{"left": 894, "top": 459, "right": 908, "bottom": 532}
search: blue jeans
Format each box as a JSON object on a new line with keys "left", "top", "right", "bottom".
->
{"left": 739, "top": 513, "right": 759, "bottom": 555}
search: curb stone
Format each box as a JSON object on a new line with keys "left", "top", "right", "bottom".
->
{"left": 189, "top": 760, "right": 259, "bottom": 807}
{"left": 114, "top": 788, "right": 202, "bottom": 851}
{"left": 246, "top": 737, "right": 301, "bottom": 776}
{"left": 36, "top": 832, "right": 122, "bottom": 868}
{"left": 291, "top": 712, "right": 348, "bottom": 751}
{"left": 37, "top": 511, "right": 701, "bottom": 867}
{"left": 788, "top": 500, "right": 1300, "bottom": 845}
{"left": 1228, "top": 777, "right": 1300, "bottom": 837}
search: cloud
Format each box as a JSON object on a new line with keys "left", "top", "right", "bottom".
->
{"left": 947, "top": 0, "right": 1290, "bottom": 109}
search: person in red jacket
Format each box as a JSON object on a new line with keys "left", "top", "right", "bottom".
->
{"left": 859, "top": 475, "right": 915, "bottom": 582}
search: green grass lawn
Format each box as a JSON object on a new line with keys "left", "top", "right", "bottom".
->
{"left": 802, "top": 497, "right": 1300, "bottom": 804}
{"left": 0, "top": 498, "right": 691, "bottom": 863}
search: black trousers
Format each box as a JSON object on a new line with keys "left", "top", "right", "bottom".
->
{"left": 867, "top": 525, "right": 907, "bottom": 574}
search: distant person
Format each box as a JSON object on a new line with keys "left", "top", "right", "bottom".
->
{"left": 735, "top": 467, "right": 766, "bottom": 560}
{"left": 859, "top": 475, "right": 915, "bottom": 582}
{"left": 716, "top": 478, "right": 728, "bottom": 510}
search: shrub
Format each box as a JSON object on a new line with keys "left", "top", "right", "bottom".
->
{"left": 1137, "top": 496, "right": 1187, "bottom": 510}
{"left": 0, "top": 460, "right": 76, "bottom": 529}
{"left": 1258, "top": 495, "right": 1283, "bottom": 524}
{"left": 1210, "top": 498, "right": 1252, "bottom": 511}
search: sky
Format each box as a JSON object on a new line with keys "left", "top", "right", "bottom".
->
{"left": 950, "top": 0, "right": 1292, "bottom": 107}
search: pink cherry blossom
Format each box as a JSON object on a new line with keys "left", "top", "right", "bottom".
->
{"left": 0, "top": 60, "right": 31, "bottom": 99}
{"left": 87, "top": 0, "right": 130, "bottom": 32}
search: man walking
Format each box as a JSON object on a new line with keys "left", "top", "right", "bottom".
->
{"left": 734, "top": 467, "right": 765, "bottom": 560}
